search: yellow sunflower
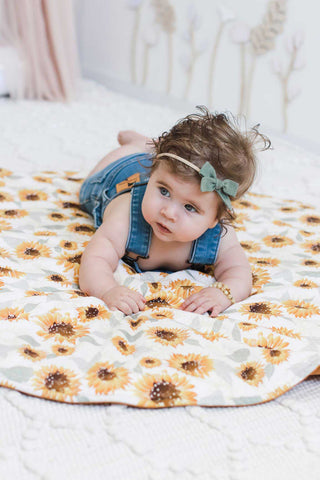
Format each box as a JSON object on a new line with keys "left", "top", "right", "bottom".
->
{"left": 46, "top": 273, "right": 71, "bottom": 287}
{"left": 238, "top": 322, "right": 258, "bottom": 331}
{"left": 67, "top": 289, "right": 88, "bottom": 298}
{"left": 280, "top": 206, "right": 298, "bottom": 213}
{"left": 302, "top": 240, "right": 320, "bottom": 255}
{"left": 293, "top": 278, "right": 318, "bottom": 289}
{"left": 140, "top": 357, "right": 162, "bottom": 368}
{"left": 0, "top": 191, "right": 13, "bottom": 201}
{"left": 169, "top": 279, "right": 202, "bottom": 299}
{"left": 37, "top": 310, "right": 89, "bottom": 344}
{"left": 0, "top": 208, "right": 28, "bottom": 218}
{"left": 244, "top": 334, "right": 290, "bottom": 364}
{"left": 251, "top": 267, "right": 271, "bottom": 293}
{"left": 55, "top": 200, "right": 82, "bottom": 211}
{"left": 19, "top": 189, "right": 48, "bottom": 201}
{"left": 77, "top": 304, "right": 111, "bottom": 322}
{"left": 299, "top": 214, "right": 320, "bottom": 226}
{"left": 122, "top": 262, "right": 136, "bottom": 275}
{"left": 240, "top": 241, "right": 261, "bottom": 253}
{"left": 248, "top": 257, "right": 280, "bottom": 267}
{"left": 32, "top": 365, "right": 81, "bottom": 401}
{"left": 0, "top": 380, "right": 15, "bottom": 390}
{"left": 239, "top": 301, "right": 282, "bottom": 321}
{"left": 299, "top": 230, "right": 313, "bottom": 237}
{"left": 0, "top": 307, "right": 28, "bottom": 321}
{"left": 263, "top": 235, "right": 294, "bottom": 248}
{"left": 273, "top": 220, "right": 290, "bottom": 227}
{"left": 0, "top": 266, "right": 24, "bottom": 278}
{"left": 145, "top": 291, "right": 182, "bottom": 309}
{"left": 196, "top": 331, "right": 227, "bottom": 341}
{"left": 146, "top": 326, "right": 189, "bottom": 347}
{"left": 56, "top": 188, "right": 71, "bottom": 195}
{"left": 57, "top": 251, "right": 82, "bottom": 275}
{"left": 52, "top": 345, "right": 75, "bottom": 356}
{"left": 168, "top": 353, "right": 214, "bottom": 377}
{"left": 271, "top": 326, "right": 301, "bottom": 340}
{"left": 233, "top": 212, "right": 250, "bottom": 225}
{"left": 283, "top": 300, "right": 320, "bottom": 318}
{"left": 150, "top": 309, "right": 174, "bottom": 320}
{"left": 147, "top": 281, "right": 163, "bottom": 294}
{"left": 87, "top": 361, "right": 130, "bottom": 395}
{"left": 33, "top": 175, "right": 53, "bottom": 184}
{"left": 301, "top": 259, "right": 320, "bottom": 268}
{"left": 266, "top": 385, "right": 291, "bottom": 401}
{"left": 134, "top": 371, "right": 197, "bottom": 408}
{"left": 128, "top": 315, "right": 148, "bottom": 330}
{"left": 48, "top": 212, "right": 69, "bottom": 222}
{"left": 0, "top": 280, "right": 4, "bottom": 288}
{"left": 112, "top": 336, "right": 135, "bottom": 355}
{"left": 25, "top": 290, "right": 47, "bottom": 297}
{"left": 16, "top": 241, "right": 51, "bottom": 260}
{"left": 19, "top": 345, "right": 46, "bottom": 362}
{"left": 232, "top": 199, "right": 259, "bottom": 210}
{"left": 59, "top": 240, "right": 78, "bottom": 250}
{"left": 0, "top": 168, "right": 12, "bottom": 177}
{"left": 236, "top": 361, "right": 265, "bottom": 386}
{"left": 67, "top": 223, "right": 95, "bottom": 236}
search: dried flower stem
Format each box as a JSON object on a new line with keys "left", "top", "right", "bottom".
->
{"left": 130, "top": 4, "right": 143, "bottom": 84}
{"left": 142, "top": 42, "right": 150, "bottom": 85}
{"left": 167, "top": 32, "right": 173, "bottom": 94}
{"left": 239, "top": 44, "right": 247, "bottom": 114}
{"left": 207, "top": 22, "right": 224, "bottom": 108}
{"left": 281, "top": 45, "right": 298, "bottom": 132}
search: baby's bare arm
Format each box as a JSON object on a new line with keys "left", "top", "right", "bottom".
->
{"left": 181, "top": 226, "right": 252, "bottom": 316}
{"left": 79, "top": 200, "right": 145, "bottom": 314}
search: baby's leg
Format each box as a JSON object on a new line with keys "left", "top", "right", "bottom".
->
{"left": 86, "top": 131, "right": 152, "bottom": 178}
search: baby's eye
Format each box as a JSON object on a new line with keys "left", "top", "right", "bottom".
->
{"left": 185, "top": 204, "right": 197, "bottom": 213}
{"left": 159, "top": 187, "right": 170, "bottom": 197}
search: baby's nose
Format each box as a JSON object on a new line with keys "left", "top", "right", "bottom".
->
{"left": 161, "top": 205, "right": 177, "bottom": 221}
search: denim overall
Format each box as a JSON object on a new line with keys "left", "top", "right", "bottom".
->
{"left": 79, "top": 153, "right": 222, "bottom": 273}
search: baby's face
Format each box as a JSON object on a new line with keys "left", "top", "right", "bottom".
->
{"left": 142, "top": 164, "right": 219, "bottom": 243}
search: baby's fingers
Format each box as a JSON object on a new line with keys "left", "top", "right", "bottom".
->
{"left": 210, "top": 304, "right": 223, "bottom": 317}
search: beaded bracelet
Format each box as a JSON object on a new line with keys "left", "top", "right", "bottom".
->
{"left": 211, "top": 282, "right": 235, "bottom": 304}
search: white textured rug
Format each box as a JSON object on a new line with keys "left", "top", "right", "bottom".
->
{"left": 0, "top": 80, "right": 319, "bottom": 479}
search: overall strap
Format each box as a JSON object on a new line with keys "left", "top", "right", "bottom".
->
{"left": 188, "top": 223, "right": 222, "bottom": 265}
{"left": 125, "top": 182, "right": 151, "bottom": 258}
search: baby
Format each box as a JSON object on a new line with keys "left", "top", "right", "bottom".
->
{"left": 79, "top": 106, "right": 270, "bottom": 316}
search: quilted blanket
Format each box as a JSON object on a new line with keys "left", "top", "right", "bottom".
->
{"left": 0, "top": 168, "right": 319, "bottom": 408}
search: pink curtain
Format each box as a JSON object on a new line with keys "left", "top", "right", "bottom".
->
{"left": 0, "top": 0, "right": 80, "bottom": 101}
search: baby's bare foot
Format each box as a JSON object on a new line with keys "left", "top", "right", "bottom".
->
{"left": 117, "top": 130, "right": 147, "bottom": 146}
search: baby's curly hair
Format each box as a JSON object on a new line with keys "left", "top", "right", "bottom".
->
{"left": 150, "top": 106, "right": 271, "bottom": 223}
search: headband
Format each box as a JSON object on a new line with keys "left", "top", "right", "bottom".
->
{"left": 156, "top": 153, "right": 239, "bottom": 210}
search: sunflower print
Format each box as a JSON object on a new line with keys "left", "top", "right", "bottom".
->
{"left": 34, "top": 230, "right": 57, "bottom": 236}
{"left": 240, "top": 240, "right": 261, "bottom": 253}
{"left": 169, "top": 279, "right": 202, "bottom": 299}
{"left": 0, "top": 168, "right": 12, "bottom": 177}
{"left": 52, "top": 345, "right": 75, "bottom": 356}
{"left": 0, "top": 307, "right": 29, "bottom": 321}
{"left": 299, "top": 230, "right": 313, "bottom": 237}
{"left": 248, "top": 257, "right": 280, "bottom": 267}
{"left": 46, "top": 273, "right": 71, "bottom": 287}
{"left": 33, "top": 175, "right": 53, "bottom": 184}
{"left": 16, "top": 241, "right": 51, "bottom": 260}
{"left": 0, "top": 247, "right": 10, "bottom": 257}
{"left": 147, "top": 281, "right": 163, "bottom": 294}
{"left": 112, "top": 336, "right": 135, "bottom": 355}
{"left": 59, "top": 240, "right": 78, "bottom": 250}
{"left": 48, "top": 212, "right": 69, "bottom": 222}
{"left": 57, "top": 251, "right": 82, "bottom": 275}
{"left": 244, "top": 334, "right": 290, "bottom": 364}
{"left": 0, "top": 191, "right": 13, "bottom": 201}
{"left": 19, "top": 345, "right": 46, "bottom": 362}
{"left": 87, "top": 362, "right": 130, "bottom": 395}
{"left": 140, "top": 357, "right": 162, "bottom": 368}
{"left": 271, "top": 327, "right": 301, "bottom": 340}
{"left": 239, "top": 301, "right": 282, "bottom": 321}
{"left": 32, "top": 365, "right": 81, "bottom": 401}
{"left": 301, "top": 240, "right": 320, "bottom": 255}
{"left": 145, "top": 291, "right": 182, "bottom": 309}
{"left": 300, "top": 259, "right": 320, "bottom": 268}
{"left": 263, "top": 235, "right": 294, "bottom": 248}
{"left": 0, "top": 266, "right": 25, "bottom": 278}
{"left": 134, "top": 372, "right": 197, "bottom": 407}
{"left": 299, "top": 214, "right": 320, "bottom": 225}
{"left": 282, "top": 300, "right": 320, "bottom": 318}
{"left": 25, "top": 290, "right": 47, "bottom": 297}
{"left": 168, "top": 353, "right": 214, "bottom": 377}
{"left": 236, "top": 361, "right": 265, "bottom": 387}
{"left": 232, "top": 199, "right": 259, "bottom": 210}
{"left": 0, "top": 208, "right": 28, "bottom": 219}
{"left": 37, "top": 310, "right": 89, "bottom": 344}
{"left": 251, "top": 266, "right": 271, "bottom": 293}
{"left": 238, "top": 322, "right": 258, "bottom": 331}
{"left": 196, "top": 331, "right": 227, "bottom": 342}
{"left": 150, "top": 309, "right": 174, "bottom": 320}
{"left": 19, "top": 189, "right": 48, "bottom": 201}
{"left": 77, "top": 304, "right": 110, "bottom": 322}
{"left": 146, "top": 326, "right": 189, "bottom": 347}
{"left": 0, "top": 220, "right": 12, "bottom": 231}
{"left": 67, "top": 223, "right": 95, "bottom": 236}
{"left": 128, "top": 315, "right": 148, "bottom": 330}
{"left": 293, "top": 278, "right": 318, "bottom": 289}
{"left": 266, "top": 385, "right": 291, "bottom": 401}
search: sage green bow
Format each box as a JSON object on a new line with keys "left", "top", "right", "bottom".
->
{"left": 199, "top": 162, "right": 239, "bottom": 210}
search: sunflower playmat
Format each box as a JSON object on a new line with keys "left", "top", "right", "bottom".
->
{"left": 0, "top": 168, "right": 319, "bottom": 408}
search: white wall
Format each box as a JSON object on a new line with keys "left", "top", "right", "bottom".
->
{"left": 74, "top": 0, "right": 320, "bottom": 148}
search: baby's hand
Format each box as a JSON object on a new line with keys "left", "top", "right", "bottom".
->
{"left": 102, "top": 286, "right": 146, "bottom": 315}
{"left": 180, "top": 286, "right": 232, "bottom": 317}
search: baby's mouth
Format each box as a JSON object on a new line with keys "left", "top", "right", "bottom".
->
{"left": 156, "top": 222, "right": 171, "bottom": 234}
